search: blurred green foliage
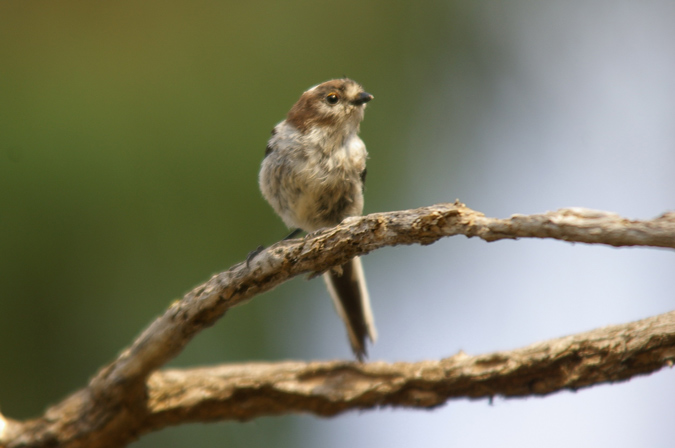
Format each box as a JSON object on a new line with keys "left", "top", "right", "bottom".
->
{"left": 0, "top": 0, "right": 468, "bottom": 446}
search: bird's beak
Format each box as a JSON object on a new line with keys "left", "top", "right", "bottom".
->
{"left": 352, "top": 92, "right": 374, "bottom": 106}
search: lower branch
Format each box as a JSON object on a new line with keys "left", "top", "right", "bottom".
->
{"left": 143, "top": 310, "right": 675, "bottom": 425}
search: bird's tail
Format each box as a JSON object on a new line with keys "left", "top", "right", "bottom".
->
{"left": 323, "top": 256, "right": 377, "bottom": 361}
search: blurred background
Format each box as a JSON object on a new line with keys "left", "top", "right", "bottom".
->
{"left": 1, "top": 0, "right": 674, "bottom": 446}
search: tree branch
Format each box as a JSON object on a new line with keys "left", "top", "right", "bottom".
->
{"left": 144, "top": 310, "right": 675, "bottom": 423}
{"left": 1, "top": 202, "right": 674, "bottom": 448}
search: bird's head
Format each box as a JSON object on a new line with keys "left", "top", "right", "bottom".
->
{"left": 286, "top": 78, "right": 373, "bottom": 134}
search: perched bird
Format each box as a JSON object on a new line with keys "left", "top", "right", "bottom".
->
{"left": 259, "top": 78, "right": 376, "bottom": 360}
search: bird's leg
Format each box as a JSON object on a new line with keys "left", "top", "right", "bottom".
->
{"left": 246, "top": 229, "right": 302, "bottom": 268}
{"left": 283, "top": 228, "right": 302, "bottom": 240}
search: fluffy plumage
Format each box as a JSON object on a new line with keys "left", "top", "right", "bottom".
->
{"left": 259, "top": 78, "right": 377, "bottom": 359}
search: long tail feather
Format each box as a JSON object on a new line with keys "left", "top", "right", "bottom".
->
{"left": 323, "top": 256, "right": 377, "bottom": 360}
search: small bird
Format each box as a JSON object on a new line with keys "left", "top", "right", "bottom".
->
{"left": 259, "top": 78, "right": 376, "bottom": 360}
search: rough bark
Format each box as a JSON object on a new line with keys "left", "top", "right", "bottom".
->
{"left": 1, "top": 202, "right": 674, "bottom": 448}
{"left": 142, "top": 310, "right": 675, "bottom": 424}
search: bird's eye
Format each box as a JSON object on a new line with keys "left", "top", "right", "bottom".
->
{"left": 326, "top": 93, "right": 339, "bottom": 104}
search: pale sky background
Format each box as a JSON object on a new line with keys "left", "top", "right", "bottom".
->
{"left": 296, "top": 1, "right": 675, "bottom": 446}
